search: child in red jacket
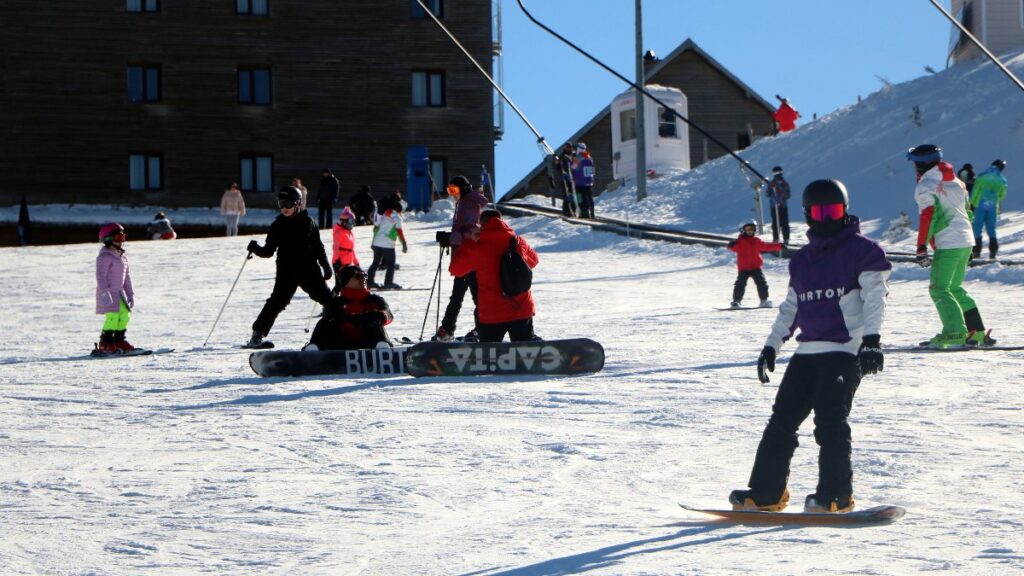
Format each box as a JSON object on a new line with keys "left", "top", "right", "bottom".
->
{"left": 728, "top": 220, "right": 783, "bottom": 308}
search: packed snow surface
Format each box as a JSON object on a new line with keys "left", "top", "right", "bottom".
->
{"left": 1, "top": 210, "right": 1022, "bottom": 574}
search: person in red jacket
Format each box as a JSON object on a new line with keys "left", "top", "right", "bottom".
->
{"left": 307, "top": 265, "right": 394, "bottom": 351}
{"left": 728, "top": 220, "right": 783, "bottom": 308}
{"left": 773, "top": 97, "right": 800, "bottom": 134}
{"left": 331, "top": 206, "right": 359, "bottom": 291}
{"left": 449, "top": 209, "right": 540, "bottom": 342}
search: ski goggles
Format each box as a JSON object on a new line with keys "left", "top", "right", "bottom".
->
{"left": 278, "top": 199, "right": 297, "bottom": 209}
{"left": 446, "top": 185, "right": 461, "bottom": 197}
{"left": 808, "top": 203, "right": 846, "bottom": 222}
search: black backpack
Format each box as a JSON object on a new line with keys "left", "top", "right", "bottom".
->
{"left": 500, "top": 235, "right": 532, "bottom": 298}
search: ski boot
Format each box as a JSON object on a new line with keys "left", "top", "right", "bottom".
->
{"left": 383, "top": 282, "right": 402, "bottom": 290}
{"left": 989, "top": 239, "right": 999, "bottom": 260}
{"left": 113, "top": 330, "right": 136, "bottom": 353}
{"left": 804, "top": 493, "right": 855, "bottom": 513}
{"left": 967, "top": 329, "right": 997, "bottom": 347}
{"left": 246, "top": 330, "right": 266, "bottom": 348}
{"left": 728, "top": 488, "right": 790, "bottom": 512}
{"left": 729, "top": 301, "right": 741, "bottom": 309}
{"left": 432, "top": 328, "right": 454, "bottom": 342}
{"left": 759, "top": 299, "right": 772, "bottom": 308}
{"left": 922, "top": 332, "right": 968, "bottom": 349}
{"left": 462, "top": 329, "right": 480, "bottom": 343}
{"left": 96, "top": 330, "right": 118, "bottom": 354}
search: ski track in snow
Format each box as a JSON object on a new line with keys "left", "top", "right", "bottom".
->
{"left": 0, "top": 216, "right": 1022, "bottom": 575}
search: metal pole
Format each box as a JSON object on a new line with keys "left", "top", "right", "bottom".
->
{"left": 202, "top": 252, "right": 252, "bottom": 347}
{"left": 634, "top": 0, "right": 647, "bottom": 202}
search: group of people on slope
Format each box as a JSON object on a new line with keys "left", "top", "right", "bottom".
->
{"left": 956, "top": 159, "right": 1009, "bottom": 260}
{"left": 554, "top": 141, "right": 597, "bottom": 219}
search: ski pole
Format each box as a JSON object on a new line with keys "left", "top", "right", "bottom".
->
{"left": 303, "top": 298, "right": 318, "bottom": 333}
{"left": 203, "top": 252, "right": 252, "bottom": 348}
{"left": 419, "top": 245, "right": 446, "bottom": 341}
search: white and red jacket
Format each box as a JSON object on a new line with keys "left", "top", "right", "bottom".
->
{"left": 914, "top": 162, "right": 974, "bottom": 250}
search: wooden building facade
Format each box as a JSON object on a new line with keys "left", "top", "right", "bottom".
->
{"left": 950, "top": 0, "right": 1024, "bottom": 64}
{"left": 502, "top": 39, "right": 776, "bottom": 202}
{"left": 0, "top": 1, "right": 496, "bottom": 209}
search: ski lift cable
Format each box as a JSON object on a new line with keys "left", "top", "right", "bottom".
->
{"left": 514, "top": 0, "right": 770, "bottom": 185}
{"left": 413, "top": 0, "right": 554, "bottom": 157}
{"left": 927, "top": 0, "right": 1024, "bottom": 94}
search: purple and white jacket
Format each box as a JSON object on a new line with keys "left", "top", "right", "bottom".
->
{"left": 96, "top": 246, "right": 134, "bottom": 314}
{"left": 764, "top": 216, "right": 890, "bottom": 356}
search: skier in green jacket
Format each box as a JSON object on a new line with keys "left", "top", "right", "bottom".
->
{"left": 969, "top": 159, "right": 1007, "bottom": 260}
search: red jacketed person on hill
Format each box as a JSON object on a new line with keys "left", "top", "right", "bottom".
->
{"left": 773, "top": 97, "right": 800, "bottom": 133}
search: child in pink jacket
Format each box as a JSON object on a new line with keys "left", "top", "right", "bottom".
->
{"left": 95, "top": 223, "right": 136, "bottom": 354}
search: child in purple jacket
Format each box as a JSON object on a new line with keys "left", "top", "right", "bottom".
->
{"left": 729, "top": 180, "right": 890, "bottom": 514}
{"left": 95, "top": 222, "right": 136, "bottom": 354}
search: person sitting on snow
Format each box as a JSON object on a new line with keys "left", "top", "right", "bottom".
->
{"left": 307, "top": 265, "right": 393, "bottom": 351}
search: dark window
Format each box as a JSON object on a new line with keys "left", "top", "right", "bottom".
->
{"left": 129, "top": 154, "right": 162, "bottom": 190}
{"left": 657, "top": 106, "right": 678, "bottom": 138}
{"left": 127, "top": 65, "right": 161, "bottom": 103}
{"left": 411, "top": 0, "right": 443, "bottom": 18}
{"left": 237, "top": 0, "right": 269, "bottom": 16}
{"left": 412, "top": 71, "right": 445, "bottom": 107}
{"left": 126, "top": 0, "right": 160, "bottom": 12}
{"left": 737, "top": 133, "right": 752, "bottom": 150}
{"left": 428, "top": 157, "right": 447, "bottom": 196}
{"left": 238, "top": 67, "right": 271, "bottom": 105}
{"left": 240, "top": 155, "right": 273, "bottom": 192}
{"left": 619, "top": 109, "right": 637, "bottom": 142}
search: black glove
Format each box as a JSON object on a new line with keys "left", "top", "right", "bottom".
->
{"left": 247, "top": 240, "right": 260, "bottom": 253}
{"left": 915, "top": 245, "right": 931, "bottom": 268}
{"left": 322, "top": 263, "right": 332, "bottom": 281}
{"left": 727, "top": 240, "right": 737, "bottom": 248}
{"left": 436, "top": 231, "right": 452, "bottom": 248}
{"left": 757, "top": 346, "right": 776, "bottom": 383}
{"left": 858, "top": 334, "right": 884, "bottom": 376}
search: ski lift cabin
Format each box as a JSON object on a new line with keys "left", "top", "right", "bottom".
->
{"left": 610, "top": 85, "right": 690, "bottom": 180}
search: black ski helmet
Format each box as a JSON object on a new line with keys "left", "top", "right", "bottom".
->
{"left": 906, "top": 144, "right": 942, "bottom": 163}
{"left": 992, "top": 159, "right": 1007, "bottom": 171}
{"left": 450, "top": 175, "right": 472, "bottom": 193}
{"left": 277, "top": 186, "right": 302, "bottom": 205}
{"left": 771, "top": 166, "right": 783, "bottom": 175}
{"left": 802, "top": 179, "right": 850, "bottom": 236}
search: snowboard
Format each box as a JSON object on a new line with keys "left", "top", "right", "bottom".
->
{"left": 249, "top": 346, "right": 408, "bottom": 377}
{"left": 715, "top": 306, "right": 773, "bottom": 311}
{"left": 90, "top": 347, "right": 174, "bottom": 358}
{"left": 886, "top": 344, "right": 1024, "bottom": 353}
{"left": 679, "top": 503, "right": 905, "bottom": 526}
{"left": 405, "top": 338, "right": 604, "bottom": 378}
{"left": 239, "top": 340, "right": 275, "bottom": 350}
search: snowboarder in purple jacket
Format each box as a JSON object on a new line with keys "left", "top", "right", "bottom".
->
{"left": 729, "top": 179, "right": 891, "bottom": 514}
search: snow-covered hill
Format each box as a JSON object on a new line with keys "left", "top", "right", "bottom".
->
{"left": 589, "top": 51, "right": 1024, "bottom": 256}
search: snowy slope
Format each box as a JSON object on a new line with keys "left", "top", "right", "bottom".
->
{"left": 582, "top": 51, "right": 1024, "bottom": 257}
{"left": 1, "top": 213, "right": 1023, "bottom": 575}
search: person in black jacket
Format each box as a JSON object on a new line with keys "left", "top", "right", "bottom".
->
{"left": 317, "top": 168, "right": 341, "bottom": 229}
{"left": 349, "top": 185, "right": 377, "bottom": 226}
{"left": 245, "top": 186, "right": 333, "bottom": 348}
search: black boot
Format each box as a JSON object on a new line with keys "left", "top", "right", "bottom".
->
{"left": 971, "top": 237, "right": 982, "bottom": 260}
{"left": 989, "top": 239, "right": 999, "bottom": 260}
{"left": 98, "top": 330, "right": 117, "bottom": 353}
{"left": 964, "top": 308, "right": 996, "bottom": 346}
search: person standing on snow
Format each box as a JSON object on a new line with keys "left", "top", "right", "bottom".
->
{"left": 773, "top": 97, "right": 800, "bottom": 134}
{"left": 317, "top": 168, "right": 341, "bottom": 230}
{"left": 349, "top": 185, "right": 377, "bottom": 226}
{"left": 554, "top": 142, "right": 578, "bottom": 217}
{"left": 572, "top": 142, "right": 597, "bottom": 219}
{"left": 449, "top": 209, "right": 540, "bottom": 343}
{"left": 95, "top": 223, "right": 137, "bottom": 354}
{"left": 969, "top": 159, "right": 1008, "bottom": 260}
{"left": 434, "top": 175, "right": 488, "bottom": 342}
{"left": 907, "top": 144, "right": 995, "bottom": 347}
{"left": 220, "top": 182, "right": 246, "bottom": 237}
{"left": 728, "top": 220, "right": 783, "bottom": 308}
{"left": 245, "top": 186, "right": 333, "bottom": 348}
{"left": 730, "top": 179, "right": 890, "bottom": 514}
{"left": 331, "top": 206, "right": 360, "bottom": 290}
{"left": 366, "top": 198, "right": 408, "bottom": 290}
{"left": 957, "top": 163, "right": 976, "bottom": 194}
{"left": 765, "top": 166, "right": 791, "bottom": 244}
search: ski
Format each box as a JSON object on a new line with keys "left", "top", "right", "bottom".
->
{"left": 679, "top": 503, "right": 905, "bottom": 526}
{"left": 249, "top": 346, "right": 408, "bottom": 377}
{"left": 372, "top": 287, "right": 430, "bottom": 292}
{"left": 89, "top": 347, "right": 174, "bottom": 358}
{"left": 886, "top": 344, "right": 1024, "bottom": 353}
{"left": 405, "top": 338, "right": 604, "bottom": 377}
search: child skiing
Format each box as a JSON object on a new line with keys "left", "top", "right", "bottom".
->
{"left": 366, "top": 197, "right": 408, "bottom": 290}
{"left": 906, "top": 144, "right": 995, "bottom": 347}
{"left": 728, "top": 220, "right": 783, "bottom": 308}
{"left": 730, "top": 179, "right": 891, "bottom": 514}
{"left": 331, "top": 206, "right": 360, "bottom": 290}
{"left": 245, "top": 186, "right": 333, "bottom": 348}
{"left": 307, "top": 265, "right": 394, "bottom": 351}
{"left": 970, "top": 159, "right": 1008, "bottom": 260}
{"left": 95, "top": 223, "right": 137, "bottom": 354}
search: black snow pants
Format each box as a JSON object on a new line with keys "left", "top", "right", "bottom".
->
{"left": 252, "top": 264, "right": 332, "bottom": 337}
{"left": 733, "top": 269, "right": 769, "bottom": 303}
{"left": 441, "top": 272, "right": 479, "bottom": 334}
{"left": 746, "top": 352, "right": 861, "bottom": 499}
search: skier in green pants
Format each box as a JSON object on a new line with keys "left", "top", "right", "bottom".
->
{"left": 907, "top": 144, "right": 996, "bottom": 348}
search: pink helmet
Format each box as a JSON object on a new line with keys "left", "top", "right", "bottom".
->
{"left": 339, "top": 206, "right": 356, "bottom": 221}
{"left": 99, "top": 222, "right": 125, "bottom": 244}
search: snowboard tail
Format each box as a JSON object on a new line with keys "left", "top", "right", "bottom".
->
{"left": 679, "top": 504, "right": 905, "bottom": 526}
{"left": 405, "top": 338, "right": 604, "bottom": 377}
{"left": 249, "top": 347, "right": 407, "bottom": 377}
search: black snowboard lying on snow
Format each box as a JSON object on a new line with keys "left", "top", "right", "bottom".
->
{"left": 248, "top": 338, "right": 605, "bottom": 378}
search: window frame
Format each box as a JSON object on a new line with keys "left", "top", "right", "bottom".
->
{"left": 238, "top": 66, "right": 272, "bottom": 105}
{"left": 411, "top": 0, "right": 444, "bottom": 19}
{"left": 237, "top": 0, "right": 269, "bottom": 16}
{"left": 411, "top": 70, "right": 446, "bottom": 107}
{"left": 126, "top": 0, "right": 160, "bottom": 12}
{"left": 428, "top": 157, "right": 448, "bottom": 197}
{"left": 657, "top": 106, "right": 679, "bottom": 139}
{"left": 240, "top": 154, "right": 274, "bottom": 193}
{"left": 127, "top": 64, "right": 162, "bottom": 103}
{"left": 129, "top": 153, "right": 163, "bottom": 191}
{"left": 619, "top": 108, "right": 637, "bottom": 142}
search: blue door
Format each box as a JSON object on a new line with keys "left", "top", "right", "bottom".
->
{"left": 406, "top": 147, "right": 431, "bottom": 212}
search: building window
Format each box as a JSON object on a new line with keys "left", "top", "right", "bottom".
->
{"left": 238, "top": 67, "right": 272, "bottom": 105}
{"left": 412, "top": 71, "right": 445, "bottom": 107}
{"left": 411, "top": 0, "right": 443, "bottom": 18}
{"left": 127, "top": 65, "right": 161, "bottom": 103}
{"left": 657, "top": 106, "right": 679, "bottom": 138}
{"left": 237, "top": 0, "right": 269, "bottom": 16}
{"left": 127, "top": 0, "right": 160, "bottom": 12}
{"left": 129, "top": 154, "right": 162, "bottom": 190}
{"left": 619, "top": 109, "right": 637, "bottom": 142}
{"left": 429, "top": 157, "right": 447, "bottom": 195}
{"left": 737, "top": 133, "right": 752, "bottom": 150}
{"left": 240, "top": 155, "right": 273, "bottom": 192}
